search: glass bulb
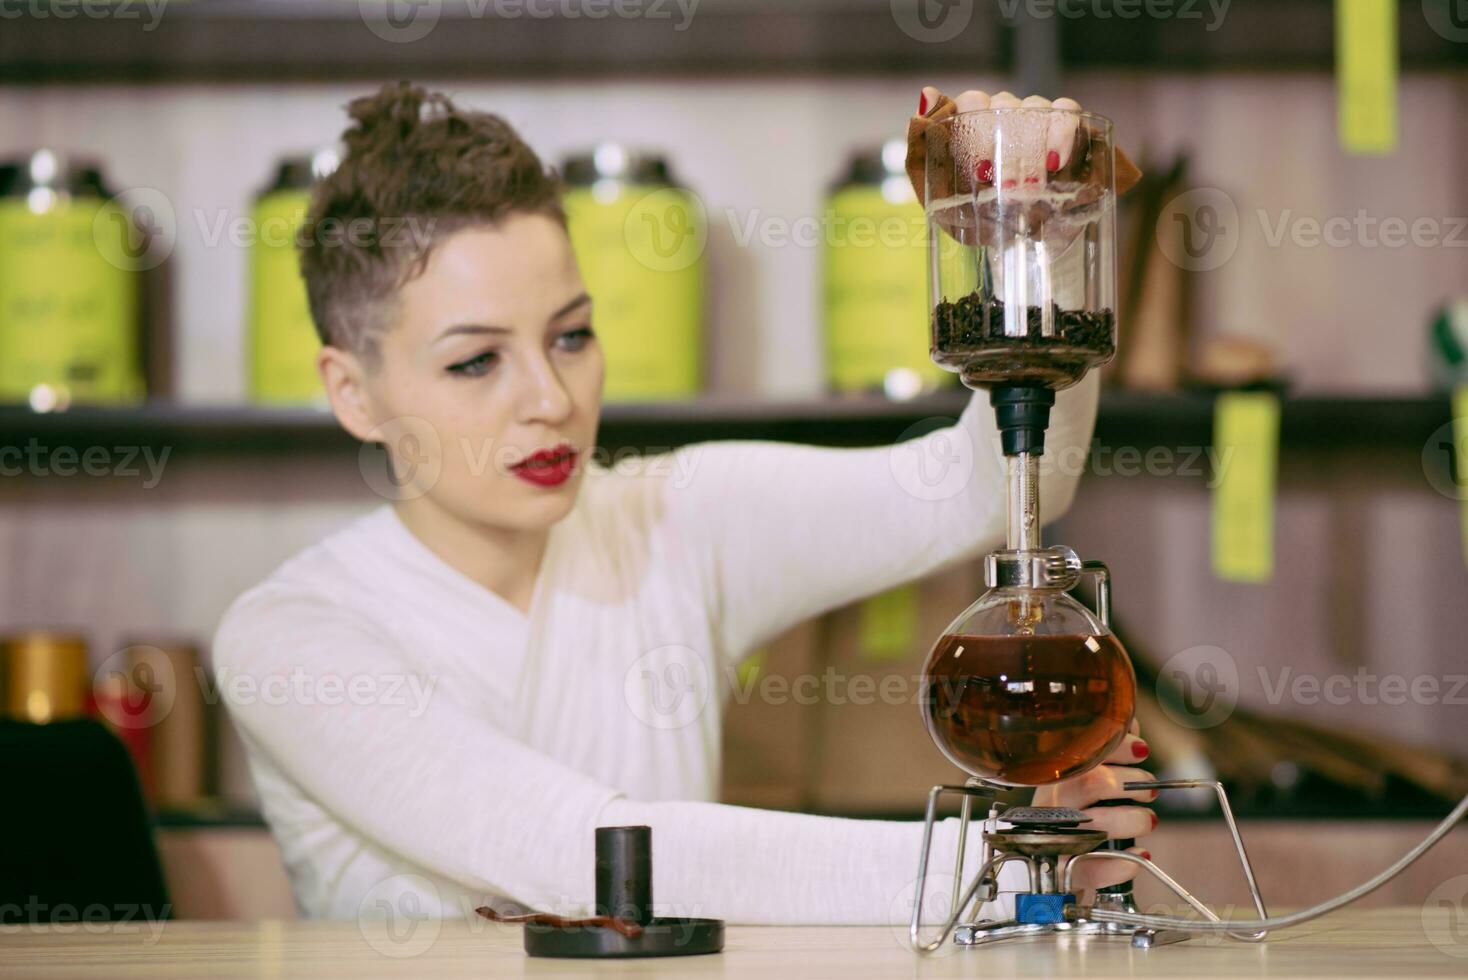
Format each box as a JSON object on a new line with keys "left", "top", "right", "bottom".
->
{"left": 920, "top": 587, "right": 1135, "bottom": 787}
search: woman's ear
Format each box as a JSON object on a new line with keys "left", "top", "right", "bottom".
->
{"left": 318, "top": 345, "right": 378, "bottom": 444}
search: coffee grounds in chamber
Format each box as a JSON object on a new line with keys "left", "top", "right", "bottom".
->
{"left": 932, "top": 293, "right": 1115, "bottom": 355}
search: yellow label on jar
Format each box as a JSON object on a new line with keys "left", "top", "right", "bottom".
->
{"left": 858, "top": 583, "right": 920, "bottom": 663}
{"left": 563, "top": 184, "right": 704, "bottom": 402}
{"left": 0, "top": 197, "right": 141, "bottom": 405}
{"left": 823, "top": 185, "right": 950, "bottom": 394}
{"left": 249, "top": 190, "right": 324, "bottom": 405}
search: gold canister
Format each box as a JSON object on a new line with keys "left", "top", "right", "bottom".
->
{"left": 115, "top": 639, "right": 214, "bottom": 807}
{"left": 2, "top": 631, "right": 90, "bottom": 723}
{"left": 248, "top": 149, "right": 338, "bottom": 405}
{"left": 561, "top": 145, "right": 705, "bottom": 402}
{"left": 0, "top": 150, "right": 144, "bottom": 407}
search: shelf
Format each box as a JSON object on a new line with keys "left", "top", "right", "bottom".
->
{"left": 0, "top": 391, "right": 1454, "bottom": 459}
{"left": 155, "top": 802, "right": 266, "bottom": 830}
{"left": 1, "top": 0, "right": 1461, "bottom": 84}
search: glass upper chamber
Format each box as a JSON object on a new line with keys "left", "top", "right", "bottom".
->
{"left": 921, "top": 584, "right": 1135, "bottom": 787}
{"left": 925, "top": 108, "right": 1118, "bottom": 392}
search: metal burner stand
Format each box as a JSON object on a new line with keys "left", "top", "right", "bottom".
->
{"left": 910, "top": 780, "right": 1270, "bottom": 954}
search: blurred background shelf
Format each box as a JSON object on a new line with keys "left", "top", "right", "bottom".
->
{"left": 0, "top": 392, "right": 1453, "bottom": 456}
{"left": 3, "top": 0, "right": 1463, "bottom": 84}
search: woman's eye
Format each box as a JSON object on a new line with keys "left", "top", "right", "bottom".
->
{"left": 446, "top": 350, "right": 499, "bottom": 377}
{"left": 556, "top": 326, "right": 595, "bottom": 352}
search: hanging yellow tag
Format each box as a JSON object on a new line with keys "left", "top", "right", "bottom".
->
{"left": 1455, "top": 386, "right": 1468, "bottom": 567}
{"left": 1335, "top": 0, "right": 1398, "bottom": 155}
{"left": 858, "top": 584, "right": 919, "bottom": 662}
{"left": 735, "top": 648, "right": 766, "bottom": 692}
{"left": 1212, "top": 392, "right": 1281, "bottom": 583}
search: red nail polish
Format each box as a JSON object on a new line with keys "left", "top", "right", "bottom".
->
{"left": 1141, "top": 851, "right": 1152, "bottom": 861}
{"left": 1023, "top": 175, "right": 1040, "bottom": 184}
{"left": 1150, "top": 812, "right": 1159, "bottom": 830}
{"left": 1046, "top": 149, "right": 1060, "bottom": 172}
{"left": 919, "top": 91, "right": 929, "bottom": 115}
{"left": 1132, "top": 741, "right": 1150, "bottom": 759}
{"left": 1001, "top": 178, "right": 1018, "bottom": 189}
{"left": 976, "top": 159, "right": 993, "bottom": 183}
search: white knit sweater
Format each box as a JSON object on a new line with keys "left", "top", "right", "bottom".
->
{"left": 212, "top": 375, "right": 1099, "bottom": 924}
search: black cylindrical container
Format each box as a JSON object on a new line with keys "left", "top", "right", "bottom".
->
{"left": 595, "top": 825, "right": 653, "bottom": 925}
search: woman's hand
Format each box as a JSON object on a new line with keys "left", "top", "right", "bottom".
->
{"left": 920, "top": 88, "right": 1086, "bottom": 181}
{"left": 1031, "top": 719, "right": 1157, "bottom": 894}
{"left": 906, "top": 87, "right": 1142, "bottom": 205}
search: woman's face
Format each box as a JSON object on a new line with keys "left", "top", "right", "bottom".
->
{"left": 329, "top": 212, "right": 604, "bottom": 532}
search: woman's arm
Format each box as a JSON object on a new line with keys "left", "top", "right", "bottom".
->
{"left": 663, "top": 371, "right": 1099, "bottom": 662}
{"left": 213, "top": 589, "right": 1026, "bottom": 924}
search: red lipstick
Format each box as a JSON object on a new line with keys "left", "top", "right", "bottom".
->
{"left": 511, "top": 443, "right": 577, "bottom": 487}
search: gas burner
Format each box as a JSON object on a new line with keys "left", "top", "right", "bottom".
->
{"left": 1000, "top": 806, "right": 1091, "bottom": 828}
{"left": 910, "top": 780, "right": 1270, "bottom": 953}
{"left": 985, "top": 827, "right": 1106, "bottom": 859}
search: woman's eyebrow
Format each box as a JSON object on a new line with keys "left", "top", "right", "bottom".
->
{"left": 552, "top": 292, "right": 592, "bottom": 319}
{"left": 433, "top": 293, "right": 592, "bottom": 344}
{"left": 433, "top": 323, "right": 513, "bottom": 343}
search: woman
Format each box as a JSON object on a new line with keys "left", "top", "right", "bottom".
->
{"left": 213, "top": 82, "right": 1155, "bottom": 925}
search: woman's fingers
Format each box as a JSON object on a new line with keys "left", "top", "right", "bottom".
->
{"left": 1061, "top": 764, "right": 1157, "bottom": 807}
{"left": 1048, "top": 97, "right": 1083, "bottom": 170}
{"left": 1068, "top": 845, "right": 1151, "bottom": 892}
{"left": 926, "top": 89, "right": 1088, "bottom": 186}
{"left": 1105, "top": 734, "right": 1150, "bottom": 765}
{"left": 1080, "top": 803, "right": 1156, "bottom": 841}
{"left": 954, "top": 89, "right": 990, "bottom": 113}
{"left": 952, "top": 90, "right": 996, "bottom": 183}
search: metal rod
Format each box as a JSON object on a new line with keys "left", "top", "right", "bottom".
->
{"left": 1123, "top": 778, "right": 1268, "bottom": 940}
{"left": 909, "top": 783, "right": 998, "bottom": 951}
{"left": 913, "top": 853, "right": 1025, "bottom": 954}
{"left": 1006, "top": 452, "right": 1041, "bottom": 552}
{"left": 1063, "top": 851, "right": 1222, "bottom": 925}
{"left": 1089, "top": 786, "right": 1468, "bottom": 935}
{"left": 952, "top": 791, "right": 973, "bottom": 915}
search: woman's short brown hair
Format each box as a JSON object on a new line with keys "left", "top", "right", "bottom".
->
{"left": 300, "top": 81, "right": 566, "bottom": 361}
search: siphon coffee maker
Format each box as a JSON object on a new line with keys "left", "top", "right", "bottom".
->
{"left": 907, "top": 103, "right": 1468, "bottom": 954}
{"left": 907, "top": 105, "right": 1269, "bottom": 952}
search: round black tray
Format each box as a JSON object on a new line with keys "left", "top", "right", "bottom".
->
{"left": 523, "top": 916, "right": 725, "bottom": 958}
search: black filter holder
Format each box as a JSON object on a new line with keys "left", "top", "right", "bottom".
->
{"left": 1089, "top": 798, "right": 1138, "bottom": 898}
{"left": 523, "top": 825, "right": 725, "bottom": 958}
{"left": 990, "top": 384, "right": 1057, "bottom": 457}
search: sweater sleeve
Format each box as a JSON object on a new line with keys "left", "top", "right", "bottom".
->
{"left": 664, "top": 373, "right": 1100, "bottom": 663}
{"left": 594, "top": 796, "right": 1028, "bottom": 926}
{"left": 213, "top": 587, "right": 1026, "bottom": 926}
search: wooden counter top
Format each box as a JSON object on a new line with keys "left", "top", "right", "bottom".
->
{"left": 2, "top": 907, "right": 1463, "bottom": 978}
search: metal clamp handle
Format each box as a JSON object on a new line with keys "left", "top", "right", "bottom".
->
{"left": 1078, "top": 558, "right": 1111, "bottom": 627}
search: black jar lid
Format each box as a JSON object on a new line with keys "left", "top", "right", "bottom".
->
{"left": 0, "top": 149, "right": 110, "bottom": 198}
{"left": 261, "top": 147, "right": 341, "bottom": 196}
{"left": 833, "top": 138, "right": 908, "bottom": 189}
{"left": 561, "top": 144, "right": 675, "bottom": 187}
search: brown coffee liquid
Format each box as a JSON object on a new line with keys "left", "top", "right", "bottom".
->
{"left": 923, "top": 632, "right": 1134, "bottom": 785}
